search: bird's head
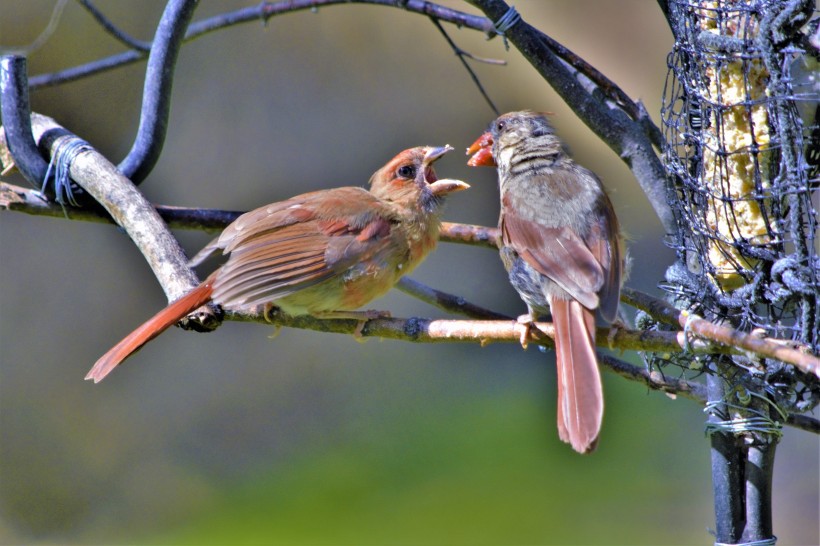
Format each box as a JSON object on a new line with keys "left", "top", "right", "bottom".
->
{"left": 466, "top": 110, "right": 556, "bottom": 167}
{"left": 369, "top": 146, "right": 470, "bottom": 212}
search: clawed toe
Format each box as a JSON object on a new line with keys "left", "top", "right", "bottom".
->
{"left": 515, "top": 314, "right": 542, "bottom": 349}
{"left": 263, "top": 303, "right": 281, "bottom": 323}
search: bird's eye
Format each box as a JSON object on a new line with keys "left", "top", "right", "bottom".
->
{"left": 397, "top": 165, "right": 416, "bottom": 178}
{"left": 496, "top": 120, "right": 506, "bottom": 132}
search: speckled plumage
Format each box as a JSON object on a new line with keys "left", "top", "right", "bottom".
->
{"left": 469, "top": 111, "right": 623, "bottom": 453}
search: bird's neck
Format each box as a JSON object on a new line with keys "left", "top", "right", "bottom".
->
{"left": 398, "top": 198, "right": 442, "bottom": 264}
{"left": 498, "top": 137, "right": 564, "bottom": 180}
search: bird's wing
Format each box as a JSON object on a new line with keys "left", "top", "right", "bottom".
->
{"left": 501, "top": 209, "right": 604, "bottom": 311}
{"left": 210, "top": 187, "right": 397, "bottom": 309}
{"left": 583, "top": 194, "right": 622, "bottom": 322}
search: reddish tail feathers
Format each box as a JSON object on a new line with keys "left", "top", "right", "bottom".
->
{"left": 86, "top": 281, "right": 215, "bottom": 383}
{"left": 551, "top": 297, "right": 603, "bottom": 454}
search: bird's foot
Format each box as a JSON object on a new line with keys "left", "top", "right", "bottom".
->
{"left": 515, "top": 313, "right": 548, "bottom": 349}
{"left": 606, "top": 319, "right": 626, "bottom": 350}
{"left": 262, "top": 303, "right": 281, "bottom": 324}
{"left": 260, "top": 304, "right": 283, "bottom": 338}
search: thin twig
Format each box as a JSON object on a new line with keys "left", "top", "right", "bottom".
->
{"left": 76, "top": 0, "right": 152, "bottom": 51}
{"left": 397, "top": 277, "right": 511, "bottom": 320}
{"left": 2, "top": 0, "right": 70, "bottom": 55}
{"left": 600, "top": 354, "right": 707, "bottom": 403}
{"left": 467, "top": 0, "right": 678, "bottom": 236}
{"left": 29, "top": 0, "right": 495, "bottom": 89}
{"left": 601, "top": 354, "right": 819, "bottom": 434}
{"left": 429, "top": 16, "right": 501, "bottom": 116}
{"left": 0, "top": 180, "right": 499, "bottom": 243}
{"left": 1, "top": 177, "right": 500, "bottom": 240}
{"left": 0, "top": 180, "right": 242, "bottom": 232}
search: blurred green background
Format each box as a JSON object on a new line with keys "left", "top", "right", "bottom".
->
{"left": 0, "top": 1, "right": 817, "bottom": 544}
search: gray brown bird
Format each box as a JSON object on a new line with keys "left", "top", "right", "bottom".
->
{"left": 87, "top": 146, "right": 468, "bottom": 383}
{"left": 468, "top": 111, "right": 623, "bottom": 453}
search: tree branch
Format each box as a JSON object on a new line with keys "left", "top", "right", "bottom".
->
{"left": 428, "top": 16, "right": 501, "bottom": 116}
{"left": 226, "top": 309, "right": 818, "bottom": 434}
{"left": 396, "top": 277, "right": 511, "bottom": 320}
{"left": 3, "top": 176, "right": 817, "bottom": 434}
{"left": 3, "top": 170, "right": 818, "bottom": 375}
{"left": 3, "top": 114, "right": 213, "bottom": 320}
{"left": 76, "top": 0, "right": 152, "bottom": 51}
{"left": 24, "top": 0, "right": 675, "bottom": 236}
{"left": 623, "top": 287, "right": 820, "bottom": 378}
{"left": 467, "top": 0, "right": 677, "bottom": 235}
{"left": 0, "top": 179, "right": 498, "bottom": 244}
{"left": 229, "top": 310, "right": 719, "bottom": 355}
{"left": 28, "top": 0, "right": 495, "bottom": 89}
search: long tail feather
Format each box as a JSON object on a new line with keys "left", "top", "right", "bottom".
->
{"left": 86, "top": 281, "right": 215, "bottom": 383}
{"left": 550, "top": 298, "right": 603, "bottom": 453}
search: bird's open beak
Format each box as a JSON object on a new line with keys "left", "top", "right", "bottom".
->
{"left": 424, "top": 145, "right": 454, "bottom": 165}
{"left": 466, "top": 132, "right": 496, "bottom": 167}
{"left": 422, "top": 145, "right": 470, "bottom": 196}
{"left": 428, "top": 178, "right": 470, "bottom": 196}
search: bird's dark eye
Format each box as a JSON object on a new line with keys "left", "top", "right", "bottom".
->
{"left": 496, "top": 120, "right": 506, "bottom": 132}
{"left": 397, "top": 165, "right": 416, "bottom": 178}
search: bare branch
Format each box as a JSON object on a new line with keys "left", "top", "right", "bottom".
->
{"left": 227, "top": 309, "right": 717, "bottom": 354}
{"left": 601, "top": 354, "right": 706, "bottom": 403}
{"left": 225, "top": 309, "right": 818, "bottom": 434}
{"left": 76, "top": 0, "right": 152, "bottom": 51}
{"left": 0, "top": 179, "right": 500, "bottom": 242}
{"left": 397, "top": 277, "right": 511, "bottom": 320}
{"left": 439, "top": 221, "right": 499, "bottom": 248}
{"left": 29, "top": 0, "right": 495, "bottom": 89}
{"left": 467, "top": 0, "right": 677, "bottom": 236}
{"left": 4, "top": 167, "right": 818, "bottom": 376}
{"left": 623, "top": 287, "right": 820, "bottom": 378}
{"left": 10, "top": 114, "right": 207, "bottom": 311}
{"left": 0, "top": 180, "right": 243, "bottom": 232}
{"left": 601, "top": 354, "right": 819, "bottom": 435}
{"left": 429, "top": 16, "right": 501, "bottom": 116}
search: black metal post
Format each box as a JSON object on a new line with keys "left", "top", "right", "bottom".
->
{"left": 707, "top": 370, "right": 745, "bottom": 544}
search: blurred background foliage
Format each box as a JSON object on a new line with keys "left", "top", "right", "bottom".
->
{"left": 0, "top": 1, "right": 816, "bottom": 544}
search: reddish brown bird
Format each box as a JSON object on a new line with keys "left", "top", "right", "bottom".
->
{"left": 467, "top": 111, "right": 623, "bottom": 453}
{"left": 87, "top": 146, "right": 468, "bottom": 383}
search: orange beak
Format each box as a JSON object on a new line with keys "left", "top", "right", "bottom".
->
{"left": 466, "top": 131, "right": 496, "bottom": 167}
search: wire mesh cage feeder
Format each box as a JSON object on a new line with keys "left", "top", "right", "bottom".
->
{"left": 661, "top": 0, "right": 819, "bottom": 420}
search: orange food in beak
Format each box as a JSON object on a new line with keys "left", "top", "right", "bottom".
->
{"left": 466, "top": 132, "right": 496, "bottom": 167}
